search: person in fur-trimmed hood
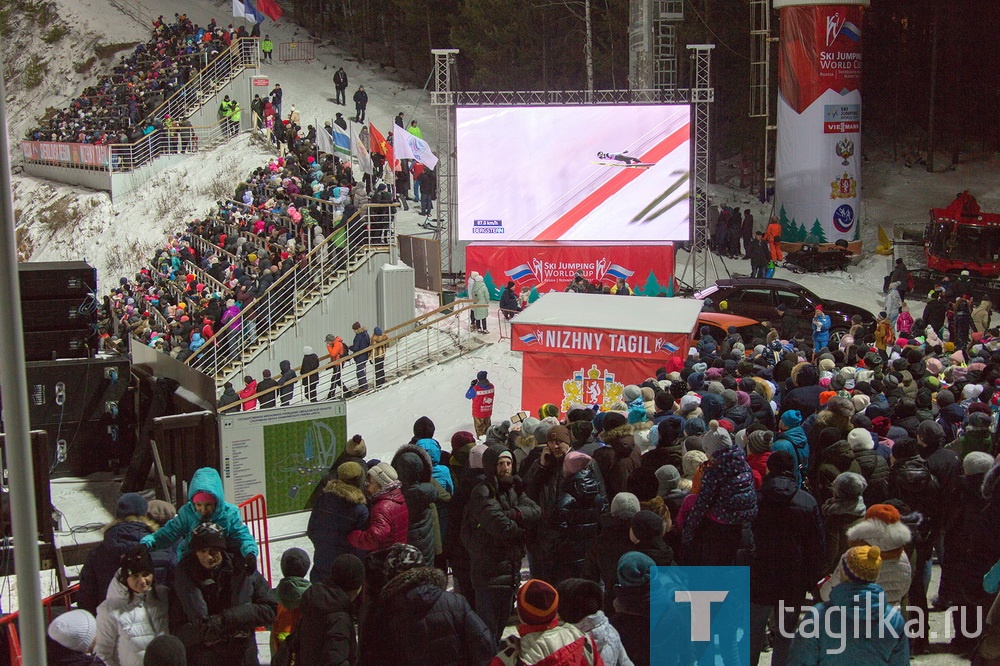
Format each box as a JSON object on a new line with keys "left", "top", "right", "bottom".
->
{"left": 359, "top": 543, "right": 495, "bottom": 666}
{"left": 308, "top": 462, "right": 370, "bottom": 583}
{"left": 593, "top": 412, "right": 641, "bottom": 500}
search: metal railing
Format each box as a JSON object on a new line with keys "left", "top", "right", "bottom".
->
{"left": 218, "top": 298, "right": 480, "bottom": 411}
{"left": 149, "top": 38, "right": 259, "bottom": 124}
{"left": 108, "top": 120, "right": 232, "bottom": 173}
{"left": 189, "top": 233, "right": 239, "bottom": 266}
{"left": 183, "top": 259, "right": 228, "bottom": 294}
{"left": 185, "top": 202, "right": 398, "bottom": 381}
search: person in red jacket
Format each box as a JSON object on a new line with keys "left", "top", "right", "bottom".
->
{"left": 466, "top": 370, "right": 495, "bottom": 438}
{"left": 347, "top": 462, "right": 408, "bottom": 553}
{"left": 239, "top": 375, "right": 258, "bottom": 410}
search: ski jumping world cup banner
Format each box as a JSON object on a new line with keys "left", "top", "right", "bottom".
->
{"left": 465, "top": 243, "right": 675, "bottom": 299}
{"left": 775, "top": 1, "right": 866, "bottom": 245}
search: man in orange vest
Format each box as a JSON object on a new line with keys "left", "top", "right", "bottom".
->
{"left": 325, "top": 333, "right": 346, "bottom": 399}
{"left": 765, "top": 216, "right": 783, "bottom": 261}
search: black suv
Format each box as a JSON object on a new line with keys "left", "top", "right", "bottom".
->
{"left": 694, "top": 278, "right": 876, "bottom": 343}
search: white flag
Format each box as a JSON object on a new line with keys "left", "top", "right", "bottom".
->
{"left": 316, "top": 122, "right": 335, "bottom": 156}
{"left": 398, "top": 129, "right": 438, "bottom": 170}
{"left": 393, "top": 127, "right": 415, "bottom": 161}
{"left": 350, "top": 122, "right": 372, "bottom": 175}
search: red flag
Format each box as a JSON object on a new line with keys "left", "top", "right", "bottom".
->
{"left": 368, "top": 122, "right": 394, "bottom": 174}
{"left": 255, "top": 0, "right": 283, "bottom": 21}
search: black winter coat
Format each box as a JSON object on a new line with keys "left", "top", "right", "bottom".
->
{"left": 853, "top": 448, "right": 891, "bottom": 505}
{"left": 170, "top": 552, "right": 277, "bottom": 666}
{"left": 77, "top": 518, "right": 158, "bottom": 613}
{"left": 392, "top": 445, "right": 438, "bottom": 564}
{"left": 278, "top": 360, "right": 296, "bottom": 404}
{"left": 941, "top": 472, "right": 992, "bottom": 606}
{"left": 640, "top": 442, "right": 684, "bottom": 472}
{"left": 294, "top": 582, "right": 357, "bottom": 666}
{"left": 751, "top": 473, "right": 825, "bottom": 605}
{"left": 307, "top": 480, "right": 369, "bottom": 583}
{"left": 888, "top": 456, "right": 941, "bottom": 541}
{"left": 444, "top": 466, "right": 485, "bottom": 571}
{"left": 582, "top": 513, "right": 634, "bottom": 615}
{"left": 534, "top": 466, "right": 607, "bottom": 584}
{"left": 359, "top": 567, "right": 494, "bottom": 666}
{"left": 463, "top": 446, "right": 540, "bottom": 589}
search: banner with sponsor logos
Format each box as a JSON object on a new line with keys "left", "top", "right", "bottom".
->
{"left": 22, "top": 140, "right": 110, "bottom": 168}
{"left": 775, "top": 2, "right": 866, "bottom": 245}
{"left": 465, "top": 242, "right": 675, "bottom": 299}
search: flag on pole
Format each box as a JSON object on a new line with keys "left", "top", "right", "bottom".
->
{"left": 350, "top": 122, "right": 372, "bottom": 175}
{"left": 396, "top": 129, "right": 438, "bottom": 170}
{"left": 368, "top": 122, "right": 394, "bottom": 173}
{"left": 332, "top": 127, "right": 350, "bottom": 158}
{"left": 393, "top": 126, "right": 415, "bottom": 162}
{"left": 316, "top": 123, "right": 335, "bottom": 156}
{"left": 232, "top": 0, "right": 265, "bottom": 23}
{"left": 254, "top": 0, "right": 283, "bottom": 21}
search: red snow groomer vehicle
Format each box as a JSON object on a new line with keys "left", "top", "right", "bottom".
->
{"left": 925, "top": 191, "right": 1000, "bottom": 277}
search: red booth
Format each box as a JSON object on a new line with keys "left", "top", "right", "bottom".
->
{"left": 510, "top": 293, "right": 702, "bottom": 414}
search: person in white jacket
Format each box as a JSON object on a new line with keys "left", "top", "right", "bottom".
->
{"left": 95, "top": 546, "right": 169, "bottom": 666}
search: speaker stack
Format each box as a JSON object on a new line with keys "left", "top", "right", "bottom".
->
{"left": 3, "top": 262, "right": 135, "bottom": 477}
{"left": 18, "top": 261, "right": 100, "bottom": 361}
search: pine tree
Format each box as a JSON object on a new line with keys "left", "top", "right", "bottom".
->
{"left": 808, "top": 220, "right": 828, "bottom": 243}
{"left": 482, "top": 271, "right": 500, "bottom": 300}
{"left": 779, "top": 205, "right": 793, "bottom": 238}
{"left": 528, "top": 286, "right": 541, "bottom": 303}
{"left": 636, "top": 271, "right": 663, "bottom": 297}
{"left": 797, "top": 222, "right": 808, "bottom": 242}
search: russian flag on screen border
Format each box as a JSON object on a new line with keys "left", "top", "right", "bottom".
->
{"left": 660, "top": 341, "right": 680, "bottom": 353}
{"left": 519, "top": 333, "right": 538, "bottom": 345}
{"left": 504, "top": 264, "right": 534, "bottom": 283}
{"left": 839, "top": 21, "right": 860, "bottom": 43}
{"left": 233, "top": 0, "right": 264, "bottom": 23}
{"left": 605, "top": 264, "right": 634, "bottom": 280}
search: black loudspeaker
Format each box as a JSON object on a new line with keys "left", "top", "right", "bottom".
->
{"left": 18, "top": 261, "right": 97, "bottom": 301}
{"left": 25, "top": 357, "right": 131, "bottom": 425}
{"left": 21, "top": 297, "right": 99, "bottom": 332}
{"left": 23, "top": 329, "right": 100, "bottom": 362}
{"left": 43, "top": 417, "right": 135, "bottom": 478}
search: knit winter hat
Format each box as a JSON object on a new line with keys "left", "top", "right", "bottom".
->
{"left": 682, "top": 450, "right": 708, "bottom": 478}
{"left": 382, "top": 543, "right": 424, "bottom": 582}
{"left": 189, "top": 522, "right": 227, "bottom": 552}
{"left": 964, "top": 384, "right": 985, "bottom": 401}
{"left": 623, "top": 385, "right": 642, "bottom": 402}
{"left": 303, "top": 345, "right": 314, "bottom": 355}
{"left": 548, "top": 425, "right": 572, "bottom": 445}
{"left": 610, "top": 492, "right": 641, "bottom": 519}
{"left": 328, "top": 553, "right": 365, "bottom": 591}
{"left": 747, "top": 430, "right": 773, "bottom": 455}
{"left": 280, "top": 547, "right": 311, "bottom": 578}
{"left": 602, "top": 411, "right": 628, "bottom": 432}
{"left": 192, "top": 491, "right": 215, "bottom": 505}
{"left": 468, "top": 444, "right": 488, "bottom": 469}
{"left": 49, "top": 609, "right": 97, "bottom": 653}
{"left": 563, "top": 451, "right": 591, "bottom": 478}
{"left": 702, "top": 420, "right": 733, "bottom": 456}
{"left": 617, "top": 551, "right": 656, "bottom": 587}
{"left": 841, "top": 545, "right": 882, "bottom": 583}
{"left": 146, "top": 499, "right": 177, "bottom": 526}
{"left": 630, "top": 510, "right": 665, "bottom": 542}
{"left": 143, "top": 635, "right": 187, "bottom": 665}
{"left": 346, "top": 434, "right": 367, "bottom": 457}
{"left": 655, "top": 465, "right": 681, "bottom": 495}
{"left": 520, "top": 418, "right": 541, "bottom": 437}
{"left": 119, "top": 545, "right": 154, "bottom": 577}
{"left": 780, "top": 410, "right": 803, "bottom": 428}
{"left": 925, "top": 357, "right": 944, "bottom": 376}
{"left": 337, "top": 462, "right": 366, "bottom": 489}
{"left": 678, "top": 394, "right": 701, "bottom": 415}
{"left": 684, "top": 417, "right": 707, "bottom": 436}
{"left": 367, "top": 462, "right": 398, "bottom": 488}
{"left": 964, "top": 451, "right": 995, "bottom": 476}
{"left": 626, "top": 467, "right": 659, "bottom": 501}
{"left": 865, "top": 503, "right": 901, "bottom": 525}
{"left": 116, "top": 493, "right": 149, "bottom": 519}
{"left": 413, "top": 416, "right": 436, "bottom": 439}
{"left": 851, "top": 394, "right": 871, "bottom": 413}
{"left": 832, "top": 472, "right": 868, "bottom": 500}
{"left": 847, "top": 428, "right": 875, "bottom": 452}
{"left": 518, "top": 579, "right": 559, "bottom": 625}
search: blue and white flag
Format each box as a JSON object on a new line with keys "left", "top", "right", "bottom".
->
{"left": 232, "top": 0, "right": 265, "bottom": 23}
{"left": 504, "top": 264, "right": 534, "bottom": 283}
{"left": 394, "top": 128, "right": 438, "bottom": 170}
{"left": 519, "top": 333, "right": 539, "bottom": 345}
{"left": 605, "top": 264, "right": 635, "bottom": 280}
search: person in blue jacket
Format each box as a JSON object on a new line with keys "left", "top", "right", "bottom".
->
{"left": 140, "top": 467, "right": 259, "bottom": 571}
{"left": 349, "top": 321, "right": 371, "bottom": 392}
{"left": 771, "top": 410, "right": 810, "bottom": 488}
{"left": 414, "top": 437, "right": 455, "bottom": 495}
{"left": 788, "top": 545, "right": 909, "bottom": 665}
{"left": 812, "top": 305, "right": 832, "bottom": 360}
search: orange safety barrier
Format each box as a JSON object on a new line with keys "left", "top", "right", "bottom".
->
{"left": 238, "top": 494, "right": 272, "bottom": 587}
{"left": 0, "top": 584, "right": 79, "bottom": 665}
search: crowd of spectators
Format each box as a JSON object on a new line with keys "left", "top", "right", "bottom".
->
{"left": 26, "top": 14, "right": 253, "bottom": 145}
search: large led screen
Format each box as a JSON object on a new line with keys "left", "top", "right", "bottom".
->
{"left": 456, "top": 105, "right": 691, "bottom": 242}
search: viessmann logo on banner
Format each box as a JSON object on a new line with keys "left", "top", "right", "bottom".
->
{"left": 511, "top": 324, "right": 686, "bottom": 359}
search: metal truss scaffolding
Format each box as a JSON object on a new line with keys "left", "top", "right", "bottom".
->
{"left": 430, "top": 49, "right": 459, "bottom": 276}
{"left": 679, "top": 45, "right": 716, "bottom": 292}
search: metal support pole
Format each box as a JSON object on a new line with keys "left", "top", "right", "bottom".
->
{"left": 680, "top": 44, "right": 716, "bottom": 292}
{"left": 0, "top": 62, "right": 47, "bottom": 665}
{"left": 431, "top": 49, "right": 458, "bottom": 277}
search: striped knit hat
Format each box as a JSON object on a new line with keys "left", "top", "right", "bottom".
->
{"left": 517, "top": 579, "right": 559, "bottom": 625}
{"left": 841, "top": 545, "right": 882, "bottom": 583}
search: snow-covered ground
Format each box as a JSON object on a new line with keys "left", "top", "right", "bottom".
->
{"left": 8, "top": 0, "right": 997, "bottom": 660}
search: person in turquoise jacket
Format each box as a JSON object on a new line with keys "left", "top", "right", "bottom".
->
{"left": 140, "top": 467, "right": 259, "bottom": 569}
{"left": 771, "top": 410, "right": 810, "bottom": 488}
{"left": 788, "top": 545, "right": 909, "bottom": 665}
{"left": 414, "top": 437, "right": 454, "bottom": 494}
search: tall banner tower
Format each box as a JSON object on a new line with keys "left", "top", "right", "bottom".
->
{"left": 773, "top": 0, "right": 868, "bottom": 245}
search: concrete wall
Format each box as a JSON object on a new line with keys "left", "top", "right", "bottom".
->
{"left": 22, "top": 163, "right": 110, "bottom": 192}
{"left": 220, "top": 254, "right": 416, "bottom": 388}
{"left": 110, "top": 153, "right": 188, "bottom": 201}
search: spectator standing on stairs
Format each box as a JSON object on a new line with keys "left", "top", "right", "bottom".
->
{"left": 325, "top": 334, "right": 346, "bottom": 399}
{"left": 301, "top": 345, "right": 320, "bottom": 402}
{"left": 349, "top": 322, "right": 371, "bottom": 393}
{"left": 270, "top": 84, "right": 283, "bottom": 120}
